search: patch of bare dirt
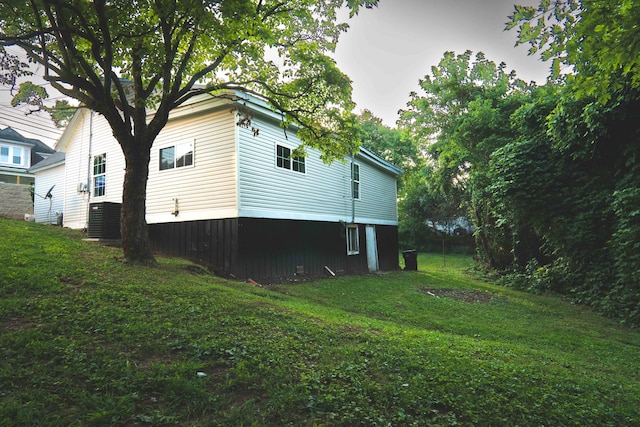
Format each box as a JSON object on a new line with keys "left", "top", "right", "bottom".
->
{"left": 1, "top": 316, "right": 35, "bottom": 332}
{"left": 418, "top": 288, "right": 502, "bottom": 304}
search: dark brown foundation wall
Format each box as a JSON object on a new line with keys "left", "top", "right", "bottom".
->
{"left": 148, "top": 218, "right": 399, "bottom": 282}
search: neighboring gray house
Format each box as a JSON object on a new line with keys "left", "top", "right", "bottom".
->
{"left": 36, "top": 91, "right": 402, "bottom": 281}
{"left": 0, "top": 126, "right": 54, "bottom": 185}
{"left": 0, "top": 127, "right": 55, "bottom": 220}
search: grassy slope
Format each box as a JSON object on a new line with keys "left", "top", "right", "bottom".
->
{"left": 0, "top": 219, "right": 638, "bottom": 426}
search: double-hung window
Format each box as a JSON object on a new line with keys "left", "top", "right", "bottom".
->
{"left": 276, "top": 144, "right": 305, "bottom": 173}
{"left": 160, "top": 141, "right": 194, "bottom": 171}
{"left": 346, "top": 224, "right": 360, "bottom": 255}
{"left": 0, "top": 145, "right": 24, "bottom": 166}
{"left": 93, "top": 153, "right": 106, "bottom": 197}
{"left": 351, "top": 162, "right": 360, "bottom": 200}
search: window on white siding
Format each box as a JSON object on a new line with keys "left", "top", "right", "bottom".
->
{"left": 93, "top": 153, "right": 106, "bottom": 197}
{"left": 351, "top": 162, "right": 360, "bottom": 200}
{"left": 276, "top": 144, "right": 305, "bottom": 173}
{"left": 346, "top": 224, "right": 360, "bottom": 255}
{"left": 160, "top": 141, "right": 194, "bottom": 171}
{"left": 0, "top": 145, "right": 24, "bottom": 166}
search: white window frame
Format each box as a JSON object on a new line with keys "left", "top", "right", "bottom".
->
{"left": 0, "top": 145, "right": 25, "bottom": 167}
{"left": 351, "top": 162, "right": 360, "bottom": 200}
{"left": 275, "top": 143, "right": 305, "bottom": 174}
{"left": 159, "top": 140, "right": 194, "bottom": 171}
{"left": 346, "top": 224, "right": 360, "bottom": 255}
{"left": 93, "top": 153, "right": 106, "bottom": 197}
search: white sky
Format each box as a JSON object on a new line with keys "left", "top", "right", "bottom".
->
{"left": 0, "top": 0, "right": 548, "bottom": 145}
{"left": 333, "top": 0, "right": 549, "bottom": 126}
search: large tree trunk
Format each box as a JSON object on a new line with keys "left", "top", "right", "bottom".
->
{"left": 471, "top": 204, "right": 497, "bottom": 270}
{"left": 120, "top": 139, "right": 156, "bottom": 265}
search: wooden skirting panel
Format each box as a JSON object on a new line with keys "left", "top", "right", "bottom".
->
{"left": 149, "top": 218, "right": 399, "bottom": 282}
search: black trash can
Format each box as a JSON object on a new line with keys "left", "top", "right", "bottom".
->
{"left": 402, "top": 250, "right": 418, "bottom": 271}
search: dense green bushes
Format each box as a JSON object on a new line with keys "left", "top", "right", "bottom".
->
{"left": 398, "top": 50, "right": 640, "bottom": 326}
{"left": 491, "top": 84, "right": 640, "bottom": 326}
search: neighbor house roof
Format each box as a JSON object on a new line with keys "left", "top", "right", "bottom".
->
{"left": 0, "top": 127, "right": 54, "bottom": 153}
{"left": 28, "top": 151, "right": 66, "bottom": 173}
{"left": 0, "top": 126, "right": 56, "bottom": 167}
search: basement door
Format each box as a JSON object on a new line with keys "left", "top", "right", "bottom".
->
{"left": 365, "top": 225, "right": 379, "bottom": 272}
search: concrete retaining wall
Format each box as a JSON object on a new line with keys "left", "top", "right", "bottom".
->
{"left": 0, "top": 182, "right": 33, "bottom": 220}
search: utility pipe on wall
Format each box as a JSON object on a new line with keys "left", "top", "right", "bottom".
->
{"left": 84, "top": 110, "right": 93, "bottom": 230}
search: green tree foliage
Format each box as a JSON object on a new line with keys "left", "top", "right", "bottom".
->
{"left": 0, "top": 0, "right": 376, "bottom": 264}
{"left": 395, "top": 3, "right": 640, "bottom": 325}
{"left": 10, "top": 81, "right": 75, "bottom": 127}
{"left": 0, "top": 45, "right": 30, "bottom": 88}
{"left": 356, "top": 109, "right": 420, "bottom": 171}
{"left": 397, "top": 164, "right": 470, "bottom": 252}
{"left": 501, "top": 0, "right": 640, "bottom": 325}
{"left": 399, "top": 51, "right": 534, "bottom": 268}
{"left": 353, "top": 110, "right": 434, "bottom": 250}
{"left": 507, "top": 0, "right": 640, "bottom": 102}
{"left": 490, "top": 80, "right": 640, "bottom": 325}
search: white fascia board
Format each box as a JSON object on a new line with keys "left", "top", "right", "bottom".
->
{"left": 356, "top": 147, "right": 403, "bottom": 176}
{"left": 160, "top": 90, "right": 285, "bottom": 125}
{"left": 55, "top": 108, "right": 88, "bottom": 152}
{"left": 238, "top": 208, "right": 398, "bottom": 226}
{"left": 0, "top": 167, "right": 33, "bottom": 177}
{"left": 164, "top": 94, "right": 235, "bottom": 123}
{"left": 233, "top": 92, "right": 402, "bottom": 177}
{"left": 0, "top": 138, "right": 35, "bottom": 148}
{"left": 231, "top": 90, "right": 291, "bottom": 126}
{"left": 28, "top": 161, "right": 64, "bottom": 174}
{"left": 146, "top": 207, "right": 239, "bottom": 224}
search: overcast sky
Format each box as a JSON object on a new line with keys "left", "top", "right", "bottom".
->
{"left": 0, "top": 0, "right": 548, "bottom": 145}
{"left": 333, "top": 0, "right": 549, "bottom": 126}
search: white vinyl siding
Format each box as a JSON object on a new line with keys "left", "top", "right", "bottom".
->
{"left": 237, "top": 115, "right": 398, "bottom": 225}
{"left": 238, "top": 116, "right": 348, "bottom": 222}
{"left": 58, "top": 110, "right": 126, "bottom": 229}
{"left": 53, "top": 93, "right": 399, "bottom": 230}
{"left": 350, "top": 159, "right": 399, "bottom": 223}
{"left": 32, "top": 164, "right": 64, "bottom": 224}
{"left": 146, "top": 108, "right": 238, "bottom": 223}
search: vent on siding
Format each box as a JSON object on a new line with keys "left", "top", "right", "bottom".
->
{"left": 88, "top": 202, "right": 121, "bottom": 239}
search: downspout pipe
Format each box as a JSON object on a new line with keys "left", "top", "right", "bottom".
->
{"left": 351, "top": 150, "right": 355, "bottom": 224}
{"left": 85, "top": 110, "right": 93, "bottom": 230}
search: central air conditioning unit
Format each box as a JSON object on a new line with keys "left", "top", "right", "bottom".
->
{"left": 88, "top": 202, "right": 121, "bottom": 239}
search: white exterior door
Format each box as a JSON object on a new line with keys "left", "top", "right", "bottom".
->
{"left": 365, "top": 225, "right": 379, "bottom": 272}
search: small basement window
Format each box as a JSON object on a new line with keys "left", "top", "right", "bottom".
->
{"left": 346, "top": 224, "right": 360, "bottom": 255}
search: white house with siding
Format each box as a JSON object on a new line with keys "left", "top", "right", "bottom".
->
{"left": 0, "top": 126, "right": 54, "bottom": 186}
{"left": 36, "top": 91, "right": 402, "bottom": 281}
{"left": 28, "top": 151, "right": 65, "bottom": 224}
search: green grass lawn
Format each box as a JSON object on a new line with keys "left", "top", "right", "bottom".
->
{"left": 1, "top": 219, "right": 639, "bottom": 426}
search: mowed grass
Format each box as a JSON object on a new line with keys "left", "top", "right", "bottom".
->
{"left": 1, "top": 219, "right": 639, "bottom": 426}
